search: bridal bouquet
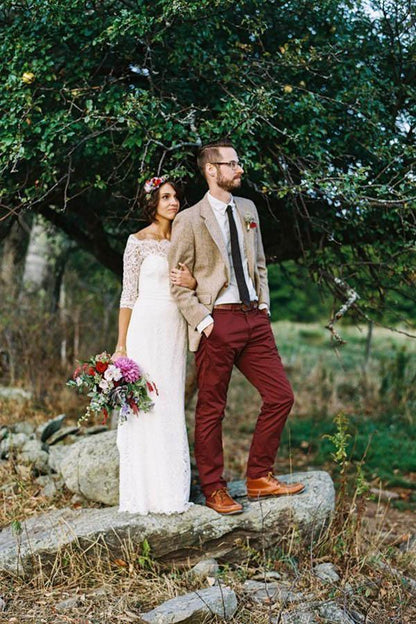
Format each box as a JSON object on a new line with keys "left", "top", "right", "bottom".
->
{"left": 67, "top": 352, "right": 157, "bottom": 425}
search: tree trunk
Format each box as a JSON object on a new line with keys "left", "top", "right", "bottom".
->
{"left": 20, "top": 214, "right": 70, "bottom": 309}
{"left": 0, "top": 218, "right": 31, "bottom": 298}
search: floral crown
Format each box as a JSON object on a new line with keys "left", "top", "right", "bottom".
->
{"left": 144, "top": 175, "right": 168, "bottom": 197}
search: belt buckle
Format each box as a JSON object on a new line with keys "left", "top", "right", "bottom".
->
{"left": 241, "top": 302, "right": 251, "bottom": 312}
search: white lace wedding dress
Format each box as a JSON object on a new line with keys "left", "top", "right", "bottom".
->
{"left": 117, "top": 235, "right": 192, "bottom": 514}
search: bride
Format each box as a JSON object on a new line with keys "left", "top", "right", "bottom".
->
{"left": 113, "top": 176, "right": 195, "bottom": 514}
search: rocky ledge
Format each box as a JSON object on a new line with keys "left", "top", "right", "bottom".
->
{"left": 0, "top": 471, "right": 334, "bottom": 576}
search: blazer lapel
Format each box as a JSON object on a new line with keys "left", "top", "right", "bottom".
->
{"left": 200, "top": 194, "right": 231, "bottom": 277}
{"left": 235, "top": 199, "right": 255, "bottom": 279}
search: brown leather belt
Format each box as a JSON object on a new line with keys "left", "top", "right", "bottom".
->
{"left": 213, "top": 301, "right": 259, "bottom": 312}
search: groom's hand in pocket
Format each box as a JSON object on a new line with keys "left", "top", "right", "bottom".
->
{"left": 203, "top": 323, "right": 214, "bottom": 338}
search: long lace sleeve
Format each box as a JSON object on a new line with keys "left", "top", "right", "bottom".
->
{"left": 120, "top": 236, "right": 142, "bottom": 309}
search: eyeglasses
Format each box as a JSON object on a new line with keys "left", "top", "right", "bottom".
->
{"left": 210, "top": 160, "right": 244, "bottom": 170}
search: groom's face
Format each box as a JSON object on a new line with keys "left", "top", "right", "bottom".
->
{"left": 212, "top": 147, "right": 244, "bottom": 192}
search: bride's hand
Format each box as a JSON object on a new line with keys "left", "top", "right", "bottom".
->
{"left": 170, "top": 263, "right": 197, "bottom": 290}
{"left": 111, "top": 347, "right": 127, "bottom": 361}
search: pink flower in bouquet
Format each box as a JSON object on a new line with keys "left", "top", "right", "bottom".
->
{"left": 114, "top": 357, "right": 142, "bottom": 383}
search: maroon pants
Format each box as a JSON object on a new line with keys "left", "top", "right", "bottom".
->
{"left": 194, "top": 308, "right": 294, "bottom": 497}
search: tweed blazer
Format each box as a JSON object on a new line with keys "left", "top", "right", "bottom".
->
{"left": 168, "top": 192, "right": 270, "bottom": 352}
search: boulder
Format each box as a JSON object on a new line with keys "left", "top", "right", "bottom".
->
{"left": 17, "top": 439, "right": 49, "bottom": 474}
{"left": 243, "top": 579, "right": 305, "bottom": 604}
{"left": 0, "top": 471, "right": 335, "bottom": 576}
{"left": 60, "top": 430, "right": 119, "bottom": 505}
{"left": 189, "top": 558, "right": 219, "bottom": 581}
{"left": 35, "top": 475, "right": 64, "bottom": 498}
{"left": 251, "top": 571, "right": 282, "bottom": 581}
{"left": 38, "top": 414, "right": 66, "bottom": 443}
{"left": 140, "top": 585, "right": 238, "bottom": 623}
{"left": 0, "top": 432, "right": 29, "bottom": 458}
{"left": 313, "top": 562, "right": 340, "bottom": 584}
{"left": 12, "top": 422, "right": 35, "bottom": 436}
{"left": 317, "top": 601, "right": 358, "bottom": 624}
{"left": 48, "top": 445, "right": 73, "bottom": 473}
{"left": 47, "top": 426, "right": 80, "bottom": 445}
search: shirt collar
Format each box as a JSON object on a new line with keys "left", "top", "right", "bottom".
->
{"left": 207, "top": 191, "right": 235, "bottom": 215}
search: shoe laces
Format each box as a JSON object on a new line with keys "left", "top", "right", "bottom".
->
{"left": 267, "top": 472, "right": 280, "bottom": 485}
{"left": 210, "top": 488, "right": 230, "bottom": 502}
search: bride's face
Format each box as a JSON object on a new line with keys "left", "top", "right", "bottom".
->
{"left": 155, "top": 183, "right": 180, "bottom": 222}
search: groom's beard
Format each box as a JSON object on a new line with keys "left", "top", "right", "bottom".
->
{"left": 217, "top": 173, "right": 242, "bottom": 192}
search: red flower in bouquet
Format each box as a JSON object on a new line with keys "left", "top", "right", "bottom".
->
{"left": 81, "top": 363, "right": 95, "bottom": 376}
{"left": 95, "top": 361, "right": 108, "bottom": 374}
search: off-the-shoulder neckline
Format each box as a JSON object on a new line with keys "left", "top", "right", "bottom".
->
{"left": 129, "top": 234, "right": 170, "bottom": 243}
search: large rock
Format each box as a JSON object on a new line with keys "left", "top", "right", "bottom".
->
{"left": 12, "top": 422, "right": 35, "bottom": 436}
{"left": 0, "top": 432, "right": 29, "bottom": 458}
{"left": 0, "top": 471, "right": 334, "bottom": 576}
{"left": 47, "top": 426, "right": 80, "bottom": 445}
{"left": 140, "top": 586, "right": 238, "bottom": 623}
{"left": 317, "top": 601, "right": 358, "bottom": 624}
{"left": 38, "top": 414, "right": 66, "bottom": 443}
{"left": 48, "top": 445, "right": 73, "bottom": 473}
{"left": 314, "top": 562, "right": 340, "bottom": 584}
{"left": 243, "top": 579, "right": 305, "bottom": 604}
{"left": 17, "top": 439, "right": 49, "bottom": 474}
{"left": 189, "top": 558, "right": 219, "bottom": 581}
{"left": 60, "top": 430, "right": 119, "bottom": 505}
{"left": 35, "top": 475, "right": 64, "bottom": 498}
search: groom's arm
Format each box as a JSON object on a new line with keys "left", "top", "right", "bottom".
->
{"left": 252, "top": 202, "right": 270, "bottom": 310}
{"left": 169, "top": 212, "right": 212, "bottom": 329}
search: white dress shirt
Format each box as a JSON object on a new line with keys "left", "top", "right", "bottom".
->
{"left": 197, "top": 193, "right": 266, "bottom": 334}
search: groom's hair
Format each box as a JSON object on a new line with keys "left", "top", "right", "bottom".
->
{"left": 197, "top": 139, "right": 236, "bottom": 177}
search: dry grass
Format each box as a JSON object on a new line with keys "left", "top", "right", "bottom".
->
{"left": 0, "top": 482, "right": 415, "bottom": 623}
{"left": 0, "top": 399, "right": 97, "bottom": 531}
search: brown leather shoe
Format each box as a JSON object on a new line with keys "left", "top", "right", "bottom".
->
{"left": 246, "top": 473, "right": 305, "bottom": 500}
{"left": 206, "top": 488, "right": 243, "bottom": 514}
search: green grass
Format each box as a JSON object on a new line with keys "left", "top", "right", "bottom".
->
{"left": 278, "top": 321, "right": 416, "bottom": 504}
{"left": 281, "top": 414, "right": 416, "bottom": 486}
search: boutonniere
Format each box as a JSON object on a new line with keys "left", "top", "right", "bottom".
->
{"left": 244, "top": 214, "right": 257, "bottom": 232}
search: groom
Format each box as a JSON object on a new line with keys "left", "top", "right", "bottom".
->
{"left": 169, "top": 139, "right": 304, "bottom": 514}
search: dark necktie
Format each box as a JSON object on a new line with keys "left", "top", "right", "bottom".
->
{"left": 226, "top": 204, "right": 251, "bottom": 306}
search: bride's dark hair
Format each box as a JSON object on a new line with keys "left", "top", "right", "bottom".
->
{"left": 140, "top": 178, "right": 182, "bottom": 223}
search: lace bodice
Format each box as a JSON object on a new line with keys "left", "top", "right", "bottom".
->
{"left": 119, "top": 235, "right": 171, "bottom": 308}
